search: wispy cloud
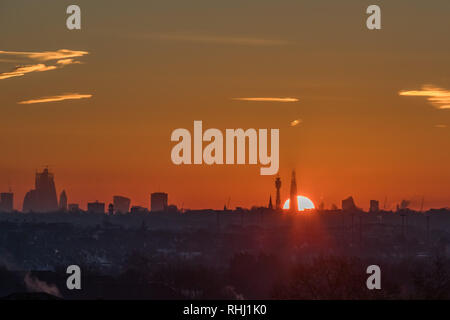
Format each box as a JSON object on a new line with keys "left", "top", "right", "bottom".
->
{"left": 0, "top": 49, "right": 88, "bottom": 61}
{"left": 0, "top": 64, "right": 57, "bottom": 80}
{"left": 434, "top": 124, "right": 448, "bottom": 128}
{"left": 399, "top": 85, "right": 450, "bottom": 109}
{"left": 56, "top": 58, "right": 81, "bottom": 66}
{"left": 290, "top": 119, "right": 303, "bottom": 127}
{"left": 232, "top": 97, "right": 299, "bottom": 102}
{"left": 145, "top": 33, "right": 290, "bottom": 46}
{"left": 0, "top": 49, "right": 88, "bottom": 80}
{"left": 18, "top": 93, "right": 92, "bottom": 105}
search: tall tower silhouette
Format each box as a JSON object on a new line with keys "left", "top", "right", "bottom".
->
{"left": 275, "top": 176, "right": 282, "bottom": 210}
{"left": 290, "top": 170, "right": 298, "bottom": 212}
{"left": 35, "top": 168, "right": 58, "bottom": 212}
{"left": 59, "top": 190, "right": 68, "bottom": 211}
{"left": 23, "top": 168, "right": 58, "bottom": 212}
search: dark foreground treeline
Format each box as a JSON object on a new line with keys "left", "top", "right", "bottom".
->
{"left": 1, "top": 252, "right": 450, "bottom": 300}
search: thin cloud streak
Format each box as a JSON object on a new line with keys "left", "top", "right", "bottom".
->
{"left": 0, "top": 50, "right": 87, "bottom": 80}
{"left": 18, "top": 93, "right": 93, "bottom": 105}
{"left": 0, "top": 49, "right": 88, "bottom": 61}
{"left": 399, "top": 85, "right": 450, "bottom": 109}
{"left": 0, "top": 64, "right": 57, "bottom": 80}
{"left": 145, "top": 33, "right": 290, "bottom": 46}
{"left": 57, "top": 58, "right": 81, "bottom": 66}
{"left": 434, "top": 124, "right": 448, "bottom": 128}
{"left": 232, "top": 97, "right": 299, "bottom": 102}
{"left": 290, "top": 119, "right": 302, "bottom": 127}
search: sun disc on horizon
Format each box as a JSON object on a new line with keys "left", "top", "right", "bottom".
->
{"left": 283, "top": 196, "right": 315, "bottom": 212}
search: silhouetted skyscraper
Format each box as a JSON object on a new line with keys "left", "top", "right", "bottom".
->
{"left": 151, "top": 192, "right": 168, "bottom": 212}
{"left": 23, "top": 168, "right": 58, "bottom": 212}
{"left": 0, "top": 192, "right": 13, "bottom": 212}
{"left": 275, "top": 176, "right": 281, "bottom": 210}
{"left": 35, "top": 168, "right": 58, "bottom": 212}
{"left": 290, "top": 170, "right": 298, "bottom": 212}
{"left": 113, "top": 196, "right": 131, "bottom": 214}
{"left": 342, "top": 196, "right": 357, "bottom": 212}
{"left": 59, "top": 190, "right": 68, "bottom": 211}
{"left": 268, "top": 195, "right": 273, "bottom": 210}
{"left": 23, "top": 190, "right": 38, "bottom": 212}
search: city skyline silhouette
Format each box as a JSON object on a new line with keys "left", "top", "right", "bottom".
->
{"left": 1, "top": 167, "right": 448, "bottom": 214}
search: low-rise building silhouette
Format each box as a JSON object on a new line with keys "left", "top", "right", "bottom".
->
{"left": 68, "top": 203, "right": 79, "bottom": 213}
{"left": 370, "top": 200, "right": 379, "bottom": 213}
{"left": 88, "top": 201, "right": 105, "bottom": 214}
{"left": 131, "top": 206, "right": 148, "bottom": 214}
{"left": 0, "top": 192, "right": 13, "bottom": 212}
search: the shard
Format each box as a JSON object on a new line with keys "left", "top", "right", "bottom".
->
{"left": 290, "top": 170, "right": 298, "bottom": 212}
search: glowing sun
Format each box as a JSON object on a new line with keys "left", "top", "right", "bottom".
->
{"left": 283, "top": 196, "right": 315, "bottom": 212}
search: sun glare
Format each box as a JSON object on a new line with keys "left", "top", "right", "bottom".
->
{"left": 283, "top": 196, "right": 315, "bottom": 212}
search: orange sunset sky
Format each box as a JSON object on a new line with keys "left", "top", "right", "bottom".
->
{"left": 1, "top": 0, "right": 450, "bottom": 211}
